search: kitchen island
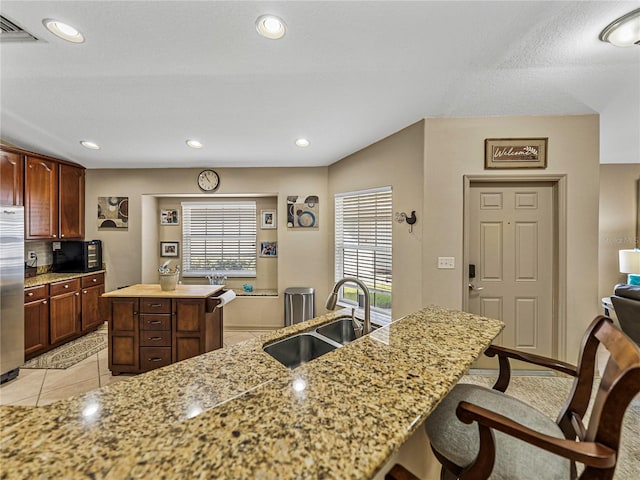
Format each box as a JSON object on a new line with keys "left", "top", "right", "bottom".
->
{"left": 0, "top": 305, "right": 503, "bottom": 479}
{"left": 102, "top": 284, "right": 228, "bottom": 374}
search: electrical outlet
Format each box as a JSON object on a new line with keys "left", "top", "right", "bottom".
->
{"left": 437, "top": 257, "right": 455, "bottom": 269}
{"left": 28, "top": 251, "right": 37, "bottom": 260}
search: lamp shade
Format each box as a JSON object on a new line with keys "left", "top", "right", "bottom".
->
{"left": 619, "top": 249, "right": 640, "bottom": 273}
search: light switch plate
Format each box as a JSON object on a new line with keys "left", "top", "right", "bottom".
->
{"left": 438, "top": 257, "right": 455, "bottom": 269}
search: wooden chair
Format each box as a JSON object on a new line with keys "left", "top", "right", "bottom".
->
{"left": 385, "top": 315, "right": 640, "bottom": 480}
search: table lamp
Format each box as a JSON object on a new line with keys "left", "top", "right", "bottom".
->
{"left": 620, "top": 248, "right": 640, "bottom": 285}
{"left": 619, "top": 178, "right": 640, "bottom": 285}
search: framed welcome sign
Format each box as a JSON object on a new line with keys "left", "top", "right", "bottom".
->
{"left": 484, "top": 138, "right": 548, "bottom": 169}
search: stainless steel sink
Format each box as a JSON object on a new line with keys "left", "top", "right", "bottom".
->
{"left": 316, "top": 318, "right": 358, "bottom": 345}
{"left": 263, "top": 333, "right": 338, "bottom": 369}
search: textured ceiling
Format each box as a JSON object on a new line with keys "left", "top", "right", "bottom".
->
{"left": 1, "top": 1, "right": 638, "bottom": 169}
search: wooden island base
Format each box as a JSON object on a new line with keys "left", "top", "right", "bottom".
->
{"left": 101, "top": 284, "right": 227, "bottom": 375}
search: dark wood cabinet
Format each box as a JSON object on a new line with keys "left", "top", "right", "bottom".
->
{"left": 108, "top": 298, "right": 140, "bottom": 374}
{"left": 49, "top": 279, "right": 81, "bottom": 344}
{"left": 24, "top": 156, "right": 58, "bottom": 240}
{"left": 24, "top": 285, "right": 49, "bottom": 358}
{"left": 81, "top": 273, "right": 105, "bottom": 331}
{"left": 0, "top": 148, "right": 24, "bottom": 206}
{"left": 58, "top": 163, "right": 85, "bottom": 239}
{"left": 105, "top": 289, "right": 224, "bottom": 375}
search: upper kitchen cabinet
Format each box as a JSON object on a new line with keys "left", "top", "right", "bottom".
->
{"left": 0, "top": 147, "right": 24, "bottom": 206}
{"left": 59, "top": 163, "right": 85, "bottom": 239}
{"left": 25, "top": 156, "right": 59, "bottom": 240}
{"left": 23, "top": 151, "right": 85, "bottom": 240}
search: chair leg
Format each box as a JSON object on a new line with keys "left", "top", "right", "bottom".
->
{"left": 440, "top": 466, "right": 457, "bottom": 480}
{"left": 384, "top": 464, "right": 420, "bottom": 480}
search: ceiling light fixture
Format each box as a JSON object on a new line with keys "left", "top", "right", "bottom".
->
{"left": 255, "top": 14, "right": 286, "bottom": 40}
{"left": 186, "top": 139, "right": 203, "bottom": 149}
{"left": 295, "top": 138, "right": 310, "bottom": 148}
{"left": 599, "top": 8, "right": 640, "bottom": 47}
{"left": 43, "top": 19, "right": 85, "bottom": 43}
{"left": 80, "top": 140, "right": 100, "bottom": 150}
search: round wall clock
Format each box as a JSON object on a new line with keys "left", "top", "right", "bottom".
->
{"left": 197, "top": 169, "right": 220, "bottom": 192}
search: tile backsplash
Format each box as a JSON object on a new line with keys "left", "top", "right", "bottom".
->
{"left": 24, "top": 241, "right": 53, "bottom": 268}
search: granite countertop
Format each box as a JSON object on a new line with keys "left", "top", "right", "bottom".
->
{"left": 233, "top": 288, "right": 279, "bottom": 296}
{"left": 24, "top": 270, "right": 106, "bottom": 288}
{"left": 0, "top": 305, "right": 504, "bottom": 479}
{"left": 101, "top": 283, "right": 224, "bottom": 298}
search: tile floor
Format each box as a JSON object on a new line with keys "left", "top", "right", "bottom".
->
{"left": 0, "top": 330, "right": 268, "bottom": 407}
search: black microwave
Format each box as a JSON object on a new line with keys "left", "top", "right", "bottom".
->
{"left": 52, "top": 240, "right": 103, "bottom": 273}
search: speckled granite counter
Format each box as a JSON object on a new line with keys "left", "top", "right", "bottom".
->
{"left": 24, "top": 270, "right": 106, "bottom": 288}
{"left": 0, "top": 305, "right": 503, "bottom": 479}
{"left": 233, "top": 288, "right": 279, "bottom": 296}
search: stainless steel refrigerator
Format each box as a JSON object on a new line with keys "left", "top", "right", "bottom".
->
{"left": 1, "top": 205, "right": 24, "bottom": 383}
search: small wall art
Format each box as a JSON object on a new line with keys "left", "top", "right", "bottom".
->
{"left": 260, "top": 241, "right": 278, "bottom": 257}
{"left": 287, "top": 195, "right": 319, "bottom": 228}
{"left": 160, "top": 241, "right": 179, "bottom": 257}
{"left": 98, "top": 196, "right": 128, "bottom": 228}
{"left": 261, "top": 209, "right": 277, "bottom": 229}
{"left": 484, "top": 138, "right": 548, "bottom": 169}
{"left": 160, "top": 209, "right": 180, "bottom": 225}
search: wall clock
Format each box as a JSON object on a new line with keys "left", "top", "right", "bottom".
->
{"left": 197, "top": 169, "right": 220, "bottom": 192}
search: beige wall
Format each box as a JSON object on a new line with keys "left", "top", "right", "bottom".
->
{"left": 599, "top": 165, "right": 640, "bottom": 298}
{"left": 85, "top": 167, "right": 329, "bottom": 329}
{"left": 422, "top": 115, "right": 600, "bottom": 362}
{"left": 328, "top": 121, "right": 425, "bottom": 319}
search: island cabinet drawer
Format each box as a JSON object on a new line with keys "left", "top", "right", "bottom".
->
{"left": 139, "top": 314, "right": 171, "bottom": 331}
{"left": 24, "top": 285, "right": 48, "bottom": 303}
{"left": 140, "top": 347, "right": 171, "bottom": 371}
{"left": 139, "top": 299, "right": 171, "bottom": 314}
{"left": 81, "top": 272, "right": 104, "bottom": 288}
{"left": 140, "top": 331, "right": 171, "bottom": 347}
{"left": 50, "top": 278, "right": 80, "bottom": 296}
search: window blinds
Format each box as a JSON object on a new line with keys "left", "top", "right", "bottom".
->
{"left": 182, "top": 201, "right": 257, "bottom": 277}
{"left": 335, "top": 187, "right": 392, "bottom": 314}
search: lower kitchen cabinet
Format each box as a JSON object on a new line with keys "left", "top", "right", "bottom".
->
{"left": 23, "top": 272, "right": 106, "bottom": 360}
{"left": 24, "top": 285, "right": 49, "bottom": 357}
{"left": 104, "top": 287, "right": 225, "bottom": 375}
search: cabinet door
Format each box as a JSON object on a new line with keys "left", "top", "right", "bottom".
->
{"left": 25, "top": 156, "right": 58, "bottom": 240}
{"left": 50, "top": 290, "right": 80, "bottom": 344}
{"left": 174, "top": 298, "right": 204, "bottom": 362}
{"left": 108, "top": 298, "right": 139, "bottom": 374}
{"left": 0, "top": 148, "right": 23, "bottom": 206}
{"left": 81, "top": 284, "right": 105, "bottom": 331}
{"left": 59, "top": 164, "right": 85, "bottom": 239}
{"left": 24, "top": 299, "right": 49, "bottom": 358}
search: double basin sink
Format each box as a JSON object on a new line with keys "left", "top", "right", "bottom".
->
{"left": 263, "top": 316, "right": 366, "bottom": 369}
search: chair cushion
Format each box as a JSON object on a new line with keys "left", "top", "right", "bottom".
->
{"left": 424, "top": 383, "right": 570, "bottom": 480}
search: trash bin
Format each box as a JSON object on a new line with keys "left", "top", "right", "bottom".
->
{"left": 284, "top": 287, "right": 315, "bottom": 326}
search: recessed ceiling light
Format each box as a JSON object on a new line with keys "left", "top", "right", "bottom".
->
{"left": 295, "top": 138, "right": 310, "bottom": 148}
{"left": 255, "top": 14, "right": 286, "bottom": 40}
{"left": 186, "top": 139, "right": 203, "bottom": 149}
{"left": 43, "top": 19, "right": 85, "bottom": 43}
{"left": 80, "top": 140, "right": 100, "bottom": 150}
{"left": 599, "top": 8, "right": 640, "bottom": 47}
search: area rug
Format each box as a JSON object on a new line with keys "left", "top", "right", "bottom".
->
{"left": 21, "top": 322, "right": 107, "bottom": 370}
{"left": 461, "top": 374, "right": 639, "bottom": 480}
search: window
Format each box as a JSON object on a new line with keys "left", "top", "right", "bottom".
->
{"left": 182, "top": 201, "right": 257, "bottom": 277}
{"left": 335, "top": 187, "right": 392, "bottom": 317}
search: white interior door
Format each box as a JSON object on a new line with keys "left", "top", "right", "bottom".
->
{"left": 468, "top": 182, "right": 554, "bottom": 369}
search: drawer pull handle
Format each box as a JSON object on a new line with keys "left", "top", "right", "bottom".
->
{"left": 75, "top": 292, "right": 80, "bottom": 296}
{"left": 64, "top": 285, "right": 69, "bottom": 289}
{"left": 150, "top": 303, "right": 163, "bottom": 307}
{"left": 93, "top": 279, "right": 97, "bottom": 282}
{"left": 42, "top": 300, "right": 47, "bottom": 305}
{"left": 148, "top": 336, "right": 162, "bottom": 341}
{"left": 149, "top": 357, "right": 163, "bottom": 362}
{"left": 28, "top": 292, "right": 34, "bottom": 296}
{"left": 83, "top": 290, "right": 87, "bottom": 294}
{"left": 148, "top": 320, "right": 162, "bottom": 325}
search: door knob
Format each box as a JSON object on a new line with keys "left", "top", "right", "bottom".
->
{"left": 468, "top": 283, "right": 484, "bottom": 291}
